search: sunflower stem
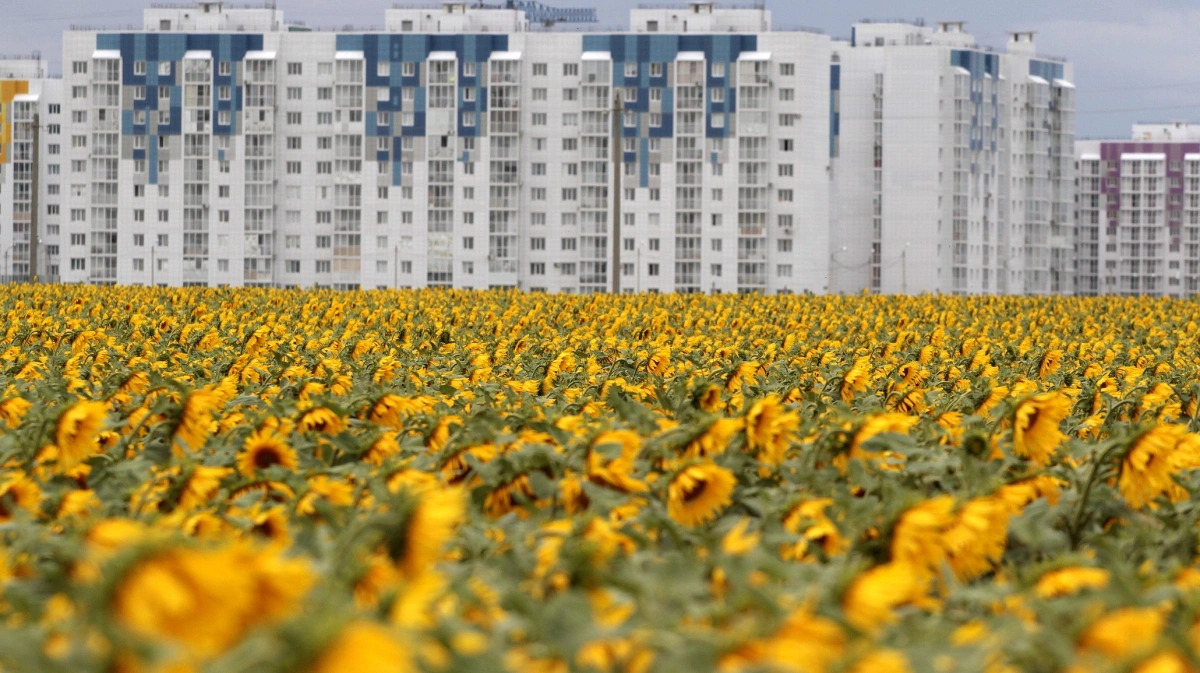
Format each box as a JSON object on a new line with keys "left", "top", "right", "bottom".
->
{"left": 1068, "top": 441, "right": 1121, "bottom": 550}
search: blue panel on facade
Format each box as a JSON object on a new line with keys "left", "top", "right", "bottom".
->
{"left": 582, "top": 34, "right": 756, "bottom": 138}
{"left": 340, "top": 33, "right": 508, "bottom": 139}
{"left": 950, "top": 50, "right": 1000, "bottom": 152}
{"left": 100, "top": 32, "right": 263, "bottom": 137}
{"left": 1029, "top": 60, "right": 1065, "bottom": 82}
{"left": 829, "top": 63, "right": 841, "bottom": 158}
{"left": 149, "top": 142, "right": 158, "bottom": 185}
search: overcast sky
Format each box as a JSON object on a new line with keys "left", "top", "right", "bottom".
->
{"left": 6, "top": 0, "right": 1197, "bottom": 138}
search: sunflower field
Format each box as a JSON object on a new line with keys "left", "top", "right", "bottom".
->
{"left": 3, "top": 285, "right": 1200, "bottom": 673}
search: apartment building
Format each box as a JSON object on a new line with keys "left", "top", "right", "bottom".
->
{"left": 0, "top": 57, "right": 63, "bottom": 283}
{"left": 1076, "top": 122, "right": 1200, "bottom": 297}
{"left": 51, "top": 1, "right": 832, "bottom": 293}
{"left": 829, "top": 22, "right": 1076, "bottom": 295}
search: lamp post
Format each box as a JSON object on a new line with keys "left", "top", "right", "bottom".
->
{"left": 393, "top": 245, "right": 398, "bottom": 289}
{"left": 151, "top": 246, "right": 156, "bottom": 287}
{"left": 3, "top": 245, "right": 10, "bottom": 284}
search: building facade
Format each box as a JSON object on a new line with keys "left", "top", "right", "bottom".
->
{"left": 49, "top": 1, "right": 832, "bottom": 293}
{"left": 1076, "top": 123, "right": 1200, "bottom": 297}
{"left": 0, "top": 57, "right": 63, "bottom": 283}
{"left": 829, "top": 22, "right": 1075, "bottom": 295}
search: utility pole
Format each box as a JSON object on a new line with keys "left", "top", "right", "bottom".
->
{"left": 901, "top": 243, "right": 909, "bottom": 295}
{"left": 30, "top": 113, "right": 40, "bottom": 283}
{"left": 611, "top": 90, "right": 623, "bottom": 294}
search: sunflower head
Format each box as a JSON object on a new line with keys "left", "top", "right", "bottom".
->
{"left": 666, "top": 462, "right": 736, "bottom": 528}
{"left": 237, "top": 428, "right": 298, "bottom": 478}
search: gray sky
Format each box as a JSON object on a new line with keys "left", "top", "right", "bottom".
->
{"left": 5, "top": 0, "right": 1196, "bottom": 138}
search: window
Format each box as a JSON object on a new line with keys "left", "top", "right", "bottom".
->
{"left": 650, "top": 62, "right": 663, "bottom": 77}
{"left": 287, "top": 112, "right": 302, "bottom": 125}
{"left": 530, "top": 262, "right": 546, "bottom": 275}
{"left": 219, "top": 85, "right": 231, "bottom": 100}
{"left": 220, "top": 61, "right": 231, "bottom": 76}
{"left": 464, "top": 62, "right": 476, "bottom": 77}
{"left": 532, "top": 113, "right": 547, "bottom": 126}
{"left": 316, "top": 236, "right": 331, "bottom": 249}
{"left": 316, "top": 260, "right": 331, "bottom": 273}
{"left": 531, "top": 237, "right": 546, "bottom": 251}
{"left": 779, "top": 88, "right": 795, "bottom": 102}
{"left": 533, "top": 63, "right": 548, "bottom": 76}
{"left": 71, "top": 258, "right": 85, "bottom": 271}
{"left": 648, "top": 263, "right": 659, "bottom": 276}
{"left": 462, "top": 88, "right": 476, "bottom": 103}
{"left": 780, "top": 63, "right": 795, "bottom": 76}
{"left": 777, "top": 264, "right": 793, "bottom": 278}
{"left": 218, "top": 186, "right": 230, "bottom": 198}
{"left": 134, "top": 210, "right": 145, "bottom": 223}
{"left": 71, "top": 86, "right": 87, "bottom": 99}
{"left": 564, "top": 63, "right": 579, "bottom": 76}
{"left": 159, "top": 86, "right": 170, "bottom": 100}
{"left": 218, "top": 259, "right": 230, "bottom": 272}
{"left": 711, "top": 264, "right": 722, "bottom": 277}
{"left": 780, "top": 139, "right": 794, "bottom": 152}
{"left": 287, "top": 260, "right": 301, "bottom": 273}
{"left": 134, "top": 61, "right": 146, "bottom": 75}
{"left": 319, "top": 62, "right": 333, "bottom": 76}
{"left": 778, "top": 164, "right": 794, "bottom": 177}
{"left": 778, "top": 189, "right": 793, "bottom": 202}
{"left": 288, "top": 62, "right": 303, "bottom": 76}
{"left": 156, "top": 234, "right": 169, "bottom": 247}
{"left": 532, "top": 163, "right": 546, "bottom": 176}
{"left": 287, "top": 161, "right": 302, "bottom": 175}
{"left": 158, "top": 210, "right": 169, "bottom": 223}
{"left": 70, "top": 233, "right": 86, "bottom": 245}
{"left": 158, "top": 61, "right": 171, "bottom": 76}
{"left": 777, "top": 239, "right": 792, "bottom": 252}
{"left": 133, "top": 258, "right": 144, "bottom": 272}
{"left": 532, "top": 88, "right": 548, "bottom": 101}
{"left": 287, "top": 86, "right": 302, "bottom": 100}
{"left": 711, "top": 88, "right": 725, "bottom": 103}
{"left": 625, "top": 63, "right": 637, "bottom": 78}
{"left": 72, "top": 61, "right": 88, "bottom": 74}
{"left": 402, "top": 62, "right": 416, "bottom": 77}
{"left": 712, "top": 62, "right": 725, "bottom": 78}
{"left": 649, "top": 238, "right": 660, "bottom": 251}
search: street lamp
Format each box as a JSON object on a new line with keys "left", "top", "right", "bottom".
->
{"left": 2, "top": 245, "right": 11, "bottom": 284}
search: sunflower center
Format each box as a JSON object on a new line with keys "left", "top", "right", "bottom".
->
{"left": 681, "top": 477, "right": 709, "bottom": 504}
{"left": 1023, "top": 407, "right": 1041, "bottom": 432}
{"left": 251, "top": 519, "right": 279, "bottom": 538}
{"left": 254, "top": 447, "right": 282, "bottom": 469}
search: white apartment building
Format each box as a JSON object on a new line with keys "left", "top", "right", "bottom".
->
{"left": 1076, "top": 122, "right": 1200, "bottom": 297}
{"left": 829, "top": 21, "right": 1075, "bottom": 295}
{"left": 0, "top": 57, "right": 63, "bottom": 283}
{"left": 52, "top": 0, "right": 832, "bottom": 293}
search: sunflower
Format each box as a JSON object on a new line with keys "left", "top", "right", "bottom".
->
{"left": 1011, "top": 392, "right": 1071, "bottom": 466}
{"left": 173, "top": 389, "right": 224, "bottom": 453}
{"left": 0, "top": 397, "right": 31, "bottom": 429}
{"left": 744, "top": 395, "right": 799, "bottom": 467}
{"left": 1077, "top": 607, "right": 1165, "bottom": 660}
{"left": 236, "top": 427, "right": 298, "bottom": 478}
{"left": 842, "top": 562, "right": 925, "bottom": 634}
{"left": 587, "top": 430, "right": 647, "bottom": 493}
{"left": 1034, "top": 567, "right": 1111, "bottom": 598}
{"left": 308, "top": 621, "right": 413, "bottom": 673}
{"left": 0, "top": 471, "right": 43, "bottom": 523}
{"left": 890, "top": 496, "right": 954, "bottom": 572}
{"left": 392, "top": 487, "right": 465, "bottom": 580}
{"left": 178, "top": 466, "right": 233, "bottom": 512}
{"left": 297, "top": 407, "right": 345, "bottom": 435}
{"left": 683, "top": 418, "right": 743, "bottom": 461}
{"left": 667, "top": 463, "right": 736, "bottom": 528}
{"left": 1118, "top": 425, "right": 1200, "bottom": 510}
{"left": 296, "top": 475, "right": 356, "bottom": 516}
{"left": 55, "top": 401, "right": 108, "bottom": 471}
